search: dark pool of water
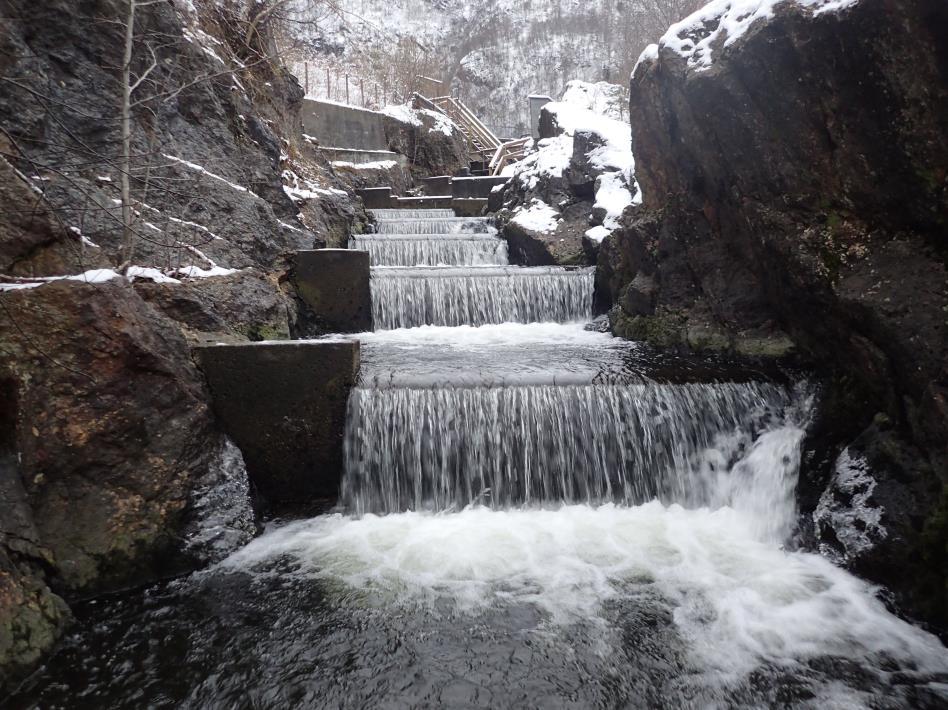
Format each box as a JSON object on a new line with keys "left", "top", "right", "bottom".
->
{"left": 6, "top": 563, "right": 945, "bottom": 710}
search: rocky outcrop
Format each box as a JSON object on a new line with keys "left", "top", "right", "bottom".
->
{"left": 0, "top": 281, "right": 252, "bottom": 595}
{"left": 0, "top": 0, "right": 365, "bottom": 686}
{"left": 603, "top": 0, "right": 947, "bottom": 631}
{"left": 494, "top": 97, "right": 637, "bottom": 266}
{"left": 135, "top": 269, "right": 296, "bottom": 343}
{"left": 0, "top": 280, "right": 259, "bottom": 690}
{"left": 382, "top": 109, "right": 469, "bottom": 180}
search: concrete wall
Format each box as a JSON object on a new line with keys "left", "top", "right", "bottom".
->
{"left": 529, "top": 95, "right": 553, "bottom": 139}
{"left": 194, "top": 340, "right": 360, "bottom": 506}
{"left": 301, "top": 99, "right": 389, "bottom": 151}
{"left": 453, "top": 176, "right": 509, "bottom": 199}
{"left": 293, "top": 249, "right": 372, "bottom": 332}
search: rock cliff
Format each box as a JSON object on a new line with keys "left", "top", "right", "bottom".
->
{"left": 0, "top": 0, "right": 362, "bottom": 688}
{"left": 601, "top": 0, "right": 947, "bottom": 632}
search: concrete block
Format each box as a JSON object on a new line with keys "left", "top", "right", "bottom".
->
{"left": 194, "top": 340, "right": 360, "bottom": 505}
{"left": 452, "top": 176, "right": 509, "bottom": 199}
{"left": 293, "top": 249, "right": 372, "bottom": 333}
{"left": 357, "top": 187, "right": 392, "bottom": 209}
{"left": 421, "top": 175, "right": 452, "bottom": 195}
{"left": 301, "top": 99, "right": 388, "bottom": 151}
{"left": 452, "top": 198, "right": 487, "bottom": 217}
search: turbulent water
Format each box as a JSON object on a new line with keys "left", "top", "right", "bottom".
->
{"left": 12, "top": 210, "right": 948, "bottom": 709}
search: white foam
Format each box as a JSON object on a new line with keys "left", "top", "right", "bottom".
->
{"left": 222, "top": 502, "right": 948, "bottom": 682}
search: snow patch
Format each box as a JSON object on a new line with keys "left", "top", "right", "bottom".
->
{"left": 814, "top": 448, "right": 887, "bottom": 562}
{"left": 174, "top": 265, "right": 239, "bottom": 279}
{"left": 656, "top": 0, "right": 861, "bottom": 72}
{"left": 331, "top": 160, "right": 400, "bottom": 170}
{"left": 511, "top": 199, "right": 560, "bottom": 234}
{"left": 162, "top": 154, "right": 258, "bottom": 197}
{"left": 585, "top": 225, "right": 611, "bottom": 243}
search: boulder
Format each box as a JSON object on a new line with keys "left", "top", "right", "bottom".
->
{"left": 605, "top": 0, "right": 948, "bottom": 630}
{"left": 0, "top": 281, "right": 252, "bottom": 598}
{"left": 135, "top": 269, "right": 296, "bottom": 343}
{"left": 382, "top": 109, "right": 469, "bottom": 180}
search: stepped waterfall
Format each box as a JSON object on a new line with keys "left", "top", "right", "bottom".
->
{"left": 22, "top": 210, "right": 946, "bottom": 708}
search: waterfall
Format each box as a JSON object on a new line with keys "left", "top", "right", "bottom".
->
{"left": 370, "top": 266, "right": 595, "bottom": 328}
{"left": 375, "top": 217, "right": 496, "bottom": 235}
{"left": 350, "top": 235, "right": 509, "bottom": 266}
{"left": 342, "top": 381, "right": 806, "bottom": 535}
{"left": 370, "top": 208, "right": 455, "bottom": 220}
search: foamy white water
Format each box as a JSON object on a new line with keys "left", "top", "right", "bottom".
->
{"left": 223, "top": 502, "right": 948, "bottom": 690}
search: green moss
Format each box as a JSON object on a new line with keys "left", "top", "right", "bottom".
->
{"left": 734, "top": 333, "right": 796, "bottom": 358}
{"left": 685, "top": 323, "right": 731, "bottom": 352}
{"left": 609, "top": 307, "right": 685, "bottom": 347}
{"left": 243, "top": 322, "right": 291, "bottom": 342}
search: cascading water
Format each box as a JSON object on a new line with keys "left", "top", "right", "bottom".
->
{"left": 374, "top": 216, "right": 496, "bottom": 234}
{"left": 343, "top": 381, "right": 797, "bottom": 520}
{"left": 370, "top": 266, "right": 594, "bottom": 328}
{"left": 16, "top": 209, "right": 947, "bottom": 708}
{"left": 370, "top": 208, "right": 455, "bottom": 220}
{"left": 349, "top": 234, "right": 508, "bottom": 266}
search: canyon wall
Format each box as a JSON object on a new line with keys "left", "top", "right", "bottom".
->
{"left": 601, "top": 0, "right": 947, "bottom": 632}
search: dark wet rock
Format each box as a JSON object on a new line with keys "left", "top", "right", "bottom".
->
{"left": 135, "top": 269, "right": 296, "bottom": 343}
{"left": 382, "top": 110, "right": 469, "bottom": 181}
{"left": 0, "top": 281, "right": 246, "bottom": 596}
{"left": 502, "top": 201, "right": 591, "bottom": 266}
{"left": 0, "top": 0, "right": 336, "bottom": 274}
{"left": 607, "top": 0, "right": 948, "bottom": 630}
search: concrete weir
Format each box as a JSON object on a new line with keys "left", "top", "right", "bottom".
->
{"left": 194, "top": 339, "right": 360, "bottom": 505}
{"left": 294, "top": 249, "right": 372, "bottom": 332}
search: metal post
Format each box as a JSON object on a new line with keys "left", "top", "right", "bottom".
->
{"left": 326, "top": 67, "right": 330, "bottom": 98}
{"left": 360, "top": 79, "right": 365, "bottom": 107}
{"left": 304, "top": 61, "right": 309, "bottom": 95}
{"left": 345, "top": 75, "right": 350, "bottom": 104}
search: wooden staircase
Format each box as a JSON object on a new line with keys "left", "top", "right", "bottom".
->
{"left": 412, "top": 93, "right": 530, "bottom": 176}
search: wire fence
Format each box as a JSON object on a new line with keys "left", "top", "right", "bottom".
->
{"left": 292, "top": 60, "right": 400, "bottom": 110}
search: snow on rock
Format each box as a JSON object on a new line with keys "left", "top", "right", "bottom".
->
{"left": 126, "top": 266, "right": 181, "bottom": 284}
{"left": 594, "top": 171, "right": 638, "bottom": 231}
{"left": 501, "top": 135, "right": 570, "bottom": 189}
{"left": 0, "top": 260, "right": 241, "bottom": 291}
{"left": 584, "top": 225, "right": 611, "bottom": 244}
{"left": 282, "top": 169, "right": 349, "bottom": 203}
{"left": 380, "top": 104, "right": 458, "bottom": 137}
{"left": 560, "top": 80, "right": 627, "bottom": 121}
{"left": 174, "top": 265, "right": 239, "bottom": 279}
{"left": 379, "top": 103, "right": 422, "bottom": 126}
{"left": 502, "top": 81, "right": 638, "bottom": 244}
{"left": 814, "top": 447, "right": 887, "bottom": 563}
{"left": 511, "top": 198, "right": 560, "bottom": 234}
{"left": 646, "top": 0, "right": 861, "bottom": 73}
{"left": 162, "top": 154, "right": 258, "bottom": 197}
{"left": 331, "top": 160, "right": 400, "bottom": 170}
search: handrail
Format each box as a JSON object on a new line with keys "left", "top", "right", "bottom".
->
{"left": 412, "top": 91, "right": 530, "bottom": 174}
{"left": 489, "top": 137, "right": 531, "bottom": 176}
